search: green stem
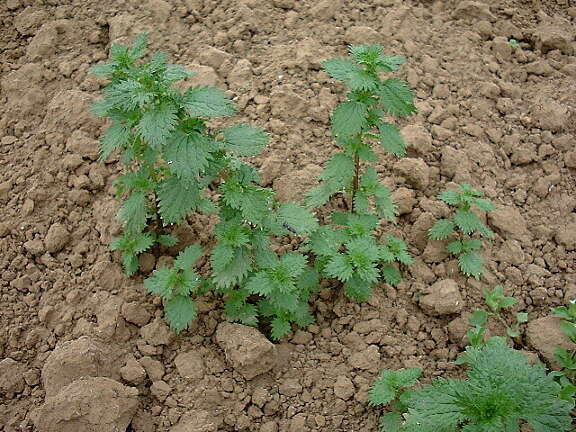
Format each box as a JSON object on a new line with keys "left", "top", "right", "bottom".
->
{"left": 351, "top": 153, "right": 360, "bottom": 214}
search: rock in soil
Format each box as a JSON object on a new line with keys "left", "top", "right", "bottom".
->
{"left": 215, "top": 323, "right": 278, "bottom": 379}
{"left": 526, "top": 316, "right": 573, "bottom": 368}
{"left": 31, "top": 377, "right": 138, "bottom": 432}
{"left": 419, "top": 279, "right": 464, "bottom": 316}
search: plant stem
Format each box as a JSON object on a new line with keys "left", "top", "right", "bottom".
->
{"left": 351, "top": 153, "right": 360, "bottom": 214}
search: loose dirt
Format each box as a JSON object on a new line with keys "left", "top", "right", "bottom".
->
{"left": 1, "top": 0, "right": 575, "bottom": 431}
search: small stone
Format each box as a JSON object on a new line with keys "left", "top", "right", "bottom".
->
{"left": 140, "top": 319, "right": 174, "bottom": 346}
{"left": 138, "top": 357, "right": 165, "bottom": 381}
{"left": 31, "top": 377, "right": 139, "bottom": 432}
{"left": 565, "top": 151, "right": 576, "bottom": 169}
{"left": 65, "top": 130, "right": 99, "bottom": 160}
{"left": 174, "top": 351, "right": 205, "bottom": 380}
{"left": 526, "top": 316, "right": 573, "bottom": 367}
{"left": 402, "top": 124, "right": 433, "bottom": 154}
{"left": 150, "top": 380, "right": 172, "bottom": 401}
{"left": 555, "top": 222, "right": 576, "bottom": 251}
{"left": 121, "top": 302, "right": 152, "bottom": 327}
{"left": 391, "top": 187, "right": 416, "bottom": 216}
{"left": 534, "top": 23, "right": 574, "bottom": 55}
{"left": 271, "top": 0, "right": 294, "bottom": 9}
{"left": 349, "top": 345, "right": 380, "bottom": 372}
{"left": 215, "top": 323, "right": 277, "bottom": 380}
{"left": 227, "top": 59, "right": 253, "bottom": 89}
{"left": 419, "top": 279, "right": 464, "bottom": 316}
{"left": 0, "top": 358, "right": 25, "bottom": 394}
{"left": 120, "top": 359, "right": 147, "bottom": 385}
{"left": 23, "top": 368, "right": 40, "bottom": 386}
{"left": 453, "top": 1, "right": 495, "bottom": 21}
{"left": 44, "top": 223, "right": 70, "bottom": 253}
{"left": 278, "top": 378, "right": 302, "bottom": 397}
{"left": 186, "top": 64, "right": 222, "bottom": 87}
{"left": 394, "top": 158, "right": 430, "bottom": 190}
{"left": 333, "top": 375, "right": 355, "bottom": 400}
{"left": 291, "top": 330, "right": 313, "bottom": 345}
{"left": 170, "top": 410, "right": 221, "bottom": 432}
{"left": 0, "top": 180, "right": 13, "bottom": 200}
{"left": 196, "top": 46, "right": 232, "bottom": 71}
{"left": 488, "top": 205, "right": 531, "bottom": 242}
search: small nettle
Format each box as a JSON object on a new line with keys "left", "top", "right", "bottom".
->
{"left": 303, "top": 45, "right": 416, "bottom": 301}
{"left": 551, "top": 301, "right": 576, "bottom": 404}
{"left": 369, "top": 342, "right": 574, "bottom": 432}
{"left": 428, "top": 183, "right": 495, "bottom": 279}
{"left": 92, "top": 35, "right": 318, "bottom": 337}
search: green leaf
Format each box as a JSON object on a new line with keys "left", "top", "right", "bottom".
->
{"left": 277, "top": 203, "right": 319, "bottom": 235}
{"left": 379, "top": 79, "right": 416, "bottom": 117}
{"left": 344, "top": 276, "right": 373, "bottom": 302}
{"left": 165, "top": 131, "right": 213, "bottom": 180}
{"left": 90, "top": 61, "right": 117, "bottom": 77}
{"left": 406, "top": 343, "right": 574, "bottom": 432}
{"left": 429, "top": 219, "right": 455, "bottom": 240}
{"left": 458, "top": 251, "right": 484, "bottom": 279}
{"left": 454, "top": 210, "right": 488, "bottom": 236}
{"left": 516, "top": 312, "right": 529, "bottom": 324}
{"left": 381, "top": 265, "right": 401, "bottom": 286}
{"left": 182, "top": 85, "right": 236, "bottom": 117}
{"left": 469, "top": 309, "right": 488, "bottom": 327}
{"left": 164, "top": 295, "right": 197, "bottom": 333}
{"left": 144, "top": 267, "right": 173, "bottom": 298}
{"left": 270, "top": 317, "right": 292, "bottom": 340}
{"left": 163, "top": 64, "right": 194, "bottom": 82}
{"left": 174, "top": 245, "right": 203, "bottom": 270}
{"left": 212, "top": 247, "right": 252, "bottom": 288}
{"left": 331, "top": 101, "right": 368, "bottom": 139}
{"left": 378, "top": 123, "right": 406, "bottom": 157}
{"left": 559, "top": 321, "right": 576, "bottom": 342}
{"left": 376, "top": 55, "right": 406, "bottom": 72}
{"left": 369, "top": 368, "right": 422, "bottom": 406}
{"left": 122, "top": 253, "right": 140, "bottom": 277}
{"left": 136, "top": 103, "right": 178, "bottom": 148}
{"left": 117, "top": 191, "right": 149, "bottom": 233}
{"left": 280, "top": 253, "right": 308, "bottom": 278}
{"left": 157, "top": 234, "right": 178, "bottom": 247}
{"left": 474, "top": 197, "right": 496, "bottom": 212}
{"left": 210, "top": 243, "right": 235, "bottom": 271}
{"left": 438, "top": 189, "right": 461, "bottom": 206}
{"left": 322, "top": 57, "right": 379, "bottom": 91}
{"left": 447, "top": 240, "right": 463, "bottom": 255}
{"left": 99, "top": 123, "right": 132, "bottom": 161}
{"left": 222, "top": 124, "right": 268, "bottom": 156}
{"left": 378, "top": 412, "right": 402, "bottom": 432}
{"left": 129, "top": 33, "right": 149, "bottom": 60}
{"left": 156, "top": 177, "right": 200, "bottom": 224}
{"left": 246, "top": 272, "right": 272, "bottom": 296}
{"left": 325, "top": 254, "right": 354, "bottom": 282}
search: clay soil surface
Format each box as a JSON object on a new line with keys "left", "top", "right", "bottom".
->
{"left": 1, "top": 0, "right": 576, "bottom": 431}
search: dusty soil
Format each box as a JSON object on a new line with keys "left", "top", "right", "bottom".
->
{"left": 1, "top": 0, "right": 576, "bottom": 431}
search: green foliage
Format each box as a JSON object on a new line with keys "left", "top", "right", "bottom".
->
{"left": 93, "top": 34, "right": 319, "bottom": 338}
{"left": 551, "top": 301, "right": 576, "bottom": 404}
{"left": 304, "top": 45, "right": 415, "bottom": 301}
{"left": 369, "top": 340, "right": 574, "bottom": 432}
{"left": 429, "top": 183, "right": 495, "bottom": 279}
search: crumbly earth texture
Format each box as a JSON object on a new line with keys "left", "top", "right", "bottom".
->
{"left": 1, "top": 0, "right": 575, "bottom": 431}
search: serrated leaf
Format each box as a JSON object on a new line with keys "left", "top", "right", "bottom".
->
{"left": 429, "top": 219, "right": 455, "bottom": 240}
{"left": 461, "top": 238, "right": 483, "bottom": 252}
{"left": 270, "top": 317, "right": 292, "bottom": 340}
{"left": 379, "top": 79, "right": 416, "bottom": 117}
{"left": 374, "top": 184, "right": 398, "bottom": 221}
{"left": 163, "top": 64, "right": 194, "bottom": 82}
{"left": 473, "top": 197, "right": 496, "bottom": 212}
{"left": 222, "top": 123, "right": 269, "bottom": 156}
{"left": 381, "top": 265, "right": 401, "bottom": 286}
{"left": 454, "top": 210, "right": 486, "bottom": 235}
{"left": 182, "top": 85, "right": 236, "bottom": 117}
{"left": 98, "top": 123, "right": 132, "bottom": 162}
{"left": 378, "top": 412, "right": 402, "bottom": 432}
{"left": 122, "top": 253, "right": 139, "bottom": 277}
{"left": 304, "top": 183, "right": 333, "bottom": 208}
{"left": 447, "top": 240, "right": 463, "bottom": 255}
{"left": 376, "top": 55, "right": 406, "bottom": 72}
{"left": 136, "top": 103, "right": 178, "bottom": 148}
{"left": 332, "top": 101, "right": 368, "bottom": 139}
{"left": 277, "top": 203, "right": 319, "bottom": 235}
{"left": 90, "top": 61, "right": 117, "bottom": 77}
{"left": 438, "top": 189, "right": 461, "bottom": 206}
{"left": 117, "top": 191, "right": 149, "bottom": 233}
{"left": 469, "top": 309, "right": 488, "bottom": 327}
{"left": 157, "top": 234, "right": 178, "bottom": 247}
{"left": 144, "top": 267, "right": 173, "bottom": 297}
{"left": 246, "top": 272, "right": 272, "bottom": 296}
{"left": 306, "top": 228, "right": 346, "bottom": 257}
{"left": 164, "top": 295, "right": 197, "bottom": 333}
{"left": 344, "top": 276, "right": 373, "bottom": 302}
{"left": 516, "top": 312, "right": 529, "bottom": 324}
{"left": 174, "top": 245, "right": 203, "bottom": 270}
{"left": 212, "top": 247, "right": 252, "bottom": 288}
{"left": 459, "top": 251, "right": 484, "bottom": 279}
{"left": 165, "top": 131, "right": 213, "bottom": 179}
{"left": 280, "top": 253, "right": 308, "bottom": 278}
{"left": 210, "top": 243, "right": 235, "bottom": 272}
{"left": 379, "top": 122, "right": 406, "bottom": 157}
{"left": 370, "top": 368, "right": 421, "bottom": 406}
{"left": 156, "top": 177, "right": 200, "bottom": 224}
{"left": 320, "top": 153, "right": 356, "bottom": 188}
{"left": 129, "top": 33, "right": 149, "bottom": 60}
{"left": 325, "top": 254, "right": 354, "bottom": 281}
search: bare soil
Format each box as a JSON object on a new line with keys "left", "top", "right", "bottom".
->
{"left": 1, "top": 0, "right": 575, "bottom": 431}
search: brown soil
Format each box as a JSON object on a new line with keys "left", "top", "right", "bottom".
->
{"left": 1, "top": 0, "right": 576, "bottom": 431}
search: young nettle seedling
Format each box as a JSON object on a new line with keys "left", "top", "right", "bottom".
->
{"left": 466, "top": 286, "right": 527, "bottom": 347}
{"left": 551, "top": 301, "right": 576, "bottom": 403}
{"left": 92, "top": 35, "right": 319, "bottom": 337}
{"left": 369, "top": 339, "right": 574, "bottom": 432}
{"left": 304, "top": 45, "right": 416, "bottom": 300}
{"left": 368, "top": 368, "right": 422, "bottom": 432}
{"left": 428, "top": 183, "right": 495, "bottom": 279}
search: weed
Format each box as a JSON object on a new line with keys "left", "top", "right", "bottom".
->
{"left": 428, "top": 183, "right": 495, "bottom": 279}
{"left": 303, "top": 45, "right": 416, "bottom": 301}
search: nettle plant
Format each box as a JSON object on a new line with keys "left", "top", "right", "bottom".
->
{"left": 302, "top": 45, "right": 416, "bottom": 301}
{"left": 91, "top": 35, "right": 319, "bottom": 337}
{"left": 551, "top": 301, "right": 576, "bottom": 403}
{"left": 369, "top": 340, "right": 574, "bottom": 432}
{"left": 428, "top": 183, "right": 495, "bottom": 279}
